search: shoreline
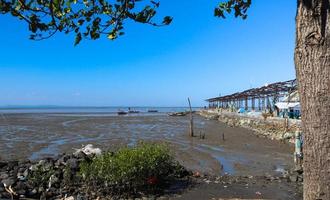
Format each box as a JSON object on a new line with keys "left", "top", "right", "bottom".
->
{"left": 198, "top": 109, "right": 301, "bottom": 143}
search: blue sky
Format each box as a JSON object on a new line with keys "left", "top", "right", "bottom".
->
{"left": 0, "top": 0, "right": 296, "bottom": 107}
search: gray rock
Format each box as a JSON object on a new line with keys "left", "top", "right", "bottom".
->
{"left": 0, "top": 183, "right": 4, "bottom": 192}
{"left": 66, "top": 158, "right": 78, "bottom": 169}
{"left": 283, "top": 132, "right": 294, "bottom": 139}
{"left": 48, "top": 174, "right": 60, "bottom": 188}
{"left": 38, "top": 186, "right": 45, "bottom": 193}
{"left": 7, "top": 161, "right": 18, "bottom": 169}
{"left": 29, "top": 164, "right": 39, "bottom": 172}
{"left": 30, "top": 159, "right": 54, "bottom": 172}
{"left": 0, "top": 162, "right": 7, "bottom": 168}
{"left": 1, "top": 177, "right": 16, "bottom": 186}
{"left": 297, "top": 175, "right": 303, "bottom": 182}
{"left": 56, "top": 155, "right": 70, "bottom": 166}
{"left": 75, "top": 151, "right": 87, "bottom": 160}
{"left": 289, "top": 174, "right": 298, "bottom": 182}
{"left": 28, "top": 188, "right": 38, "bottom": 196}
{"left": 41, "top": 160, "right": 54, "bottom": 171}
{"left": 17, "top": 169, "right": 28, "bottom": 181}
{"left": 0, "top": 172, "right": 9, "bottom": 180}
{"left": 17, "top": 189, "right": 26, "bottom": 195}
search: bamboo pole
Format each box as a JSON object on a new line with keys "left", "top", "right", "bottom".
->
{"left": 188, "top": 97, "right": 194, "bottom": 137}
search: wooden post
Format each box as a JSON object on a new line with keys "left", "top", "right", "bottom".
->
{"left": 262, "top": 97, "right": 265, "bottom": 111}
{"left": 188, "top": 97, "right": 194, "bottom": 137}
{"left": 252, "top": 98, "right": 255, "bottom": 110}
{"left": 245, "top": 97, "right": 248, "bottom": 111}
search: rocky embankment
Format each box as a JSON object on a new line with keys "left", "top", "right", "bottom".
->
{"left": 0, "top": 152, "right": 94, "bottom": 200}
{"left": 198, "top": 109, "right": 301, "bottom": 143}
{"left": 0, "top": 145, "right": 191, "bottom": 200}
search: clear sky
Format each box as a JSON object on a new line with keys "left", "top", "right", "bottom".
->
{"left": 0, "top": 0, "right": 297, "bottom": 107}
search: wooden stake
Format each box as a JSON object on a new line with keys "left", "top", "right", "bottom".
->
{"left": 188, "top": 97, "right": 194, "bottom": 137}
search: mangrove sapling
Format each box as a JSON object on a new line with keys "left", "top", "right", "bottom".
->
{"left": 79, "top": 143, "right": 187, "bottom": 195}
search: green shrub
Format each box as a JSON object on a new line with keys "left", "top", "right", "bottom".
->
{"left": 27, "top": 164, "right": 55, "bottom": 188}
{"left": 80, "top": 143, "right": 182, "bottom": 192}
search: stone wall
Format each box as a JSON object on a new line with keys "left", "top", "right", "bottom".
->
{"left": 198, "top": 109, "right": 302, "bottom": 143}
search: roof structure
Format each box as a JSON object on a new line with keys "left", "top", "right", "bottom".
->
{"left": 206, "top": 79, "right": 297, "bottom": 102}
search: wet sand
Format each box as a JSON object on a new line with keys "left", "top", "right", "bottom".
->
{"left": 0, "top": 113, "right": 294, "bottom": 177}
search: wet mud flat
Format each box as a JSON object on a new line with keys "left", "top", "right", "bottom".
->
{"left": 0, "top": 113, "right": 294, "bottom": 176}
{"left": 0, "top": 113, "right": 302, "bottom": 199}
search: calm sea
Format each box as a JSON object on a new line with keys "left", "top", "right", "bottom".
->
{"left": 0, "top": 106, "right": 201, "bottom": 114}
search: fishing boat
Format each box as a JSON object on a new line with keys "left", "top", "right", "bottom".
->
{"left": 147, "top": 109, "right": 158, "bottom": 113}
{"left": 128, "top": 110, "right": 140, "bottom": 113}
{"left": 168, "top": 112, "right": 187, "bottom": 117}
{"left": 117, "top": 111, "right": 128, "bottom": 115}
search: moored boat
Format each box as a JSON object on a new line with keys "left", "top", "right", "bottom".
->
{"left": 128, "top": 110, "right": 140, "bottom": 113}
{"left": 117, "top": 111, "right": 128, "bottom": 115}
{"left": 168, "top": 112, "right": 187, "bottom": 116}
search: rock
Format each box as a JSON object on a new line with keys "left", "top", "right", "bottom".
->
{"left": 64, "top": 196, "right": 75, "bottom": 200}
{"left": 29, "top": 164, "right": 39, "bottom": 172}
{"left": 45, "top": 187, "right": 57, "bottom": 198}
{"left": 17, "top": 189, "right": 26, "bottom": 195}
{"left": 0, "top": 162, "right": 7, "bottom": 168}
{"left": 38, "top": 186, "right": 45, "bottom": 193}
{"left": 283, "top": 132, "right": 294, "bottom": 139}
{"left": 74, "top": 144, "right": 102, "bottom": 156}
{"left": 289, "top": 174, "right": 298, "bottom": 182}
{"left": 74, "top": 151, "right": 87, "bottom": 160}
{"left": 56, "top": 154, "right": 70, "bottom": 166}
{"left": 1, "top": 177, "right": 16, "bottom": 186}
{"left": 0, "top": 172, "right": 9, "bottom": 180}
{"left": 17, "top": 169, "right": 29, "bottom": 181}
{"left": 28, "top": 188, "right": 38, "bottom": 196}
{"left": 66, "top": 158, "right": 78, "bottom": 170}
{"left": 0, "top": 183, "right": 4, "bottom": 192}
{"left": 30, "top": 159, "right": 54, "bottom": 172}
{"left": 7, "top": 161, "right": 18, "bottom": 169}
{"left": 48, "top": 174, "right": 60, "bottom": 188}
{"left": 15, "top": 181, "right": 27, "bottom": 191}
{"left": 40, "top": 160, "right": 54, "bottom": 171}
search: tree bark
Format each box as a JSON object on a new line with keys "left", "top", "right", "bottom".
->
{"left": 295, "top": 1, "right": 330, "bottom": 199}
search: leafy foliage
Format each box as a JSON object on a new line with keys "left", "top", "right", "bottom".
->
{"left": 27, "top": 164, "right": 55, "bottom": 188}
{"left": 0, "top": 0, "right": 172, "bottom": 45}
{"left": 214, "top": 0, "right": 251, "bottom": 19}
{"left": 0, "top": 0, "right": 251, "bottom": 45}
{"left": 80, "top": 143, "right": 185, "bottom": 192}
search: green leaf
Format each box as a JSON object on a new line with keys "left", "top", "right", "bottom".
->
{"left": 74, "top": 32, "right": 82, "bottom": 46}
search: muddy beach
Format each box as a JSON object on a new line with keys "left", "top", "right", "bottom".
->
{"left": 0, "top": 112, "right": 294, "bottom": 177}
{"left": 0, "top": 112, "right": 303, "bottom": 199}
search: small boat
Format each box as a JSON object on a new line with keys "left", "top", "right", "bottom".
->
{"left": 128, "top": 110, "right": 140, "bottom": 114}
{"left": 148, "top": 109, "right": 158, "bottom": 113}
{"left": 117, "top": 111, "right": 128, "bottom": 115}
{"left": 168, "top": 112, "right": 187, "bottom": 117}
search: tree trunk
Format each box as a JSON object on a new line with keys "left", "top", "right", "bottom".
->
{"left": 295, "top": 1, "right": 330, "bottom": 199}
